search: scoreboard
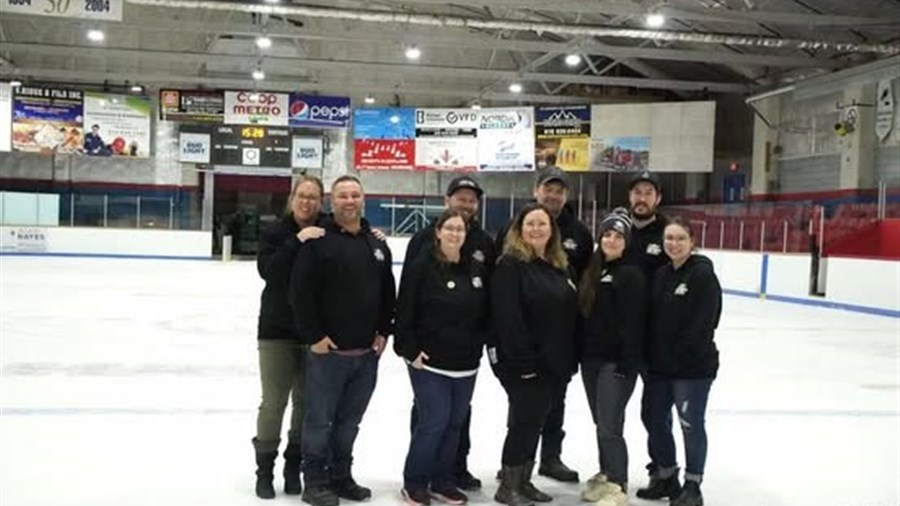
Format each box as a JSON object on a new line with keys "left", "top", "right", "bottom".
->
{"left": 210, "top": 125, "right": 291, "bottom": 167}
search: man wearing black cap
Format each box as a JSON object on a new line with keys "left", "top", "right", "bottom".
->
{"left": 621, "top": 171, "right": 679, "bottom": 500}
{"left": 494, "top": 166, "right": 593, "bottom": 483}
{"left": 403, "top": 174, "right": 497, "bottom": 491}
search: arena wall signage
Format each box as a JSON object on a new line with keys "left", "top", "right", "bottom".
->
{"left": 535, "top": 105, "right": 591, "bottom": 172}
{"left": 224, "top": 91, "right": 289, "bottom": 126}
{"left": 83, "top": 92, "right": 152, "bottom": 157}
{"left": 0, "top": 83, "right": 11, "bottom": 152}
{"left": 11, "top": 86, "right": 83, "bottom": 154}
{"left": 414, "top": 108, "right": 479, "bottom": 172}
{"left": 353, "top": 107, "right": 416, "bottom": 171}
{"left": 159, "top": 89, "right": 224, "bottom": 123}
{"left": 289, "top": 94, "right": 351, "bottom": 128}
{"left": 0, "top": 0, "right": 123, "bottom": 21}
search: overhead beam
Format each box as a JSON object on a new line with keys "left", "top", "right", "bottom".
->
{"left": 1, "top": 42, "right": 752, "bottom": 93}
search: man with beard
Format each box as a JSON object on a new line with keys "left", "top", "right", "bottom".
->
{"left": 494, "top": 167, "right": 593, "bottom": 483}
{"left": 619, "top": 171, "right": 679, "bottom": 501}
{"left": 403, "top": 175, "right": 496, "bottom": 491}
{"left": 290, "top": 175, "right": 396, "bottom": 506}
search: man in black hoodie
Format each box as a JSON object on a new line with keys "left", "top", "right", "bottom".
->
{"left": 404, "top": 175, "right": 496, "bottom": 491}
{"left": 494, "top": 167, "right": 592, "bottom": 483}
{"left": 290, "top": 175, "right": 396, "bottom": 506}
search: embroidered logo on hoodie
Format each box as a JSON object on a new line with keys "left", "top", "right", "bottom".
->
{"left": 647, "top": 243, "right": 662, "bottom": 256}
{"left": 472, "top": 250, "right": 485, "bottom": 263}
{"left": 601, "top": 274, "right": 613, "bottom": 283}
{"left": 373, "top": 248, "right": 385, "bottom": 262}
{"left": 472, "top": 276, "right": 483, "bottom": 289}
{"left": 674, "top": 282, "right": 688, "bottom": 295}
{"left": 563, "top": 238, "right": 577, "bottom": 251}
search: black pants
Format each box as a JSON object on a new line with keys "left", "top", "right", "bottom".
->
{"left": 582, "top": 359, "right": 637, "bottom": 486}
{"left": 540, "top": 378, "right": 569, "bottom": 461}
{"left": 501, "top": 377, "right": 558, "bottom": 466}
{"left": 410, "top": 403, "right": 472, "bottom": 475}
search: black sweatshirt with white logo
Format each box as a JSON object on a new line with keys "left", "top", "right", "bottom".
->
{"left": 649, "top": 254, "right": 722, "bottom": 379}
{"left": 256, "top": 214, "right": 305, "bottom": 341}
{"left": 491, "top": 255, "right": 578, "bottom": 380}
{"left": 577, "top": 259, "right": 646, "bottom": 376}
{"left": 623, "top": 215, "right": 670, "bottom": 289}
{"left": 289, "top": 214, "right": 396, "bottom": 349}
{"left": 394, "top": 251, "right": 490, "bottom": 371}
{"left": 405, "top": 219, "right": 497, "bottom": 275}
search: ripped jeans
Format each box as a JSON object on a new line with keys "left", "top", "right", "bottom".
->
{"left": 644, "top": 374, "right": 713, "bottom": 482}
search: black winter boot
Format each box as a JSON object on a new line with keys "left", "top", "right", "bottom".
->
{"left": 331, "top": 476, "right": 372, "bottom": 501}
{"left": 252, "top": 437, "right": 279, "bottom": 499}
{"left": 283, "top": 441, "right": 303, "bottom": 495}
{"left": 670, "top": 480, "right": 703, "bottom": 506}
{"left": 303, "top": 484, "right": 340, "bottom": 506}
{"left": 636, "top": 474, "right": 682, "bottom": 500}
{"left": 519, "top": 461, "right": 552, "bottom": 503}
{"left": 538, "top": 457, "right": 579, "bottom": 483}
{"left": 494, "top": 465, "right": 535, "bottom": 506}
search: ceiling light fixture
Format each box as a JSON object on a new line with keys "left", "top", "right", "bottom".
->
{"left": 263, "top": 0, "right": 279, "bottom": 4}
{"left": 87, "top": 29, "right": 105, "bottom": 42}
{"left": 9, "top": 80, "right": 22, "bottom": 88}
{"left": 130, "top": 84, "right": 143, "bottom": 93}
{"left": 645, "top": 12, "right": 665, "bottom": 28}
{"left": 404, "top": 45, "right": 421, "bottom": 60}
{"left": 256, "top": 35, "right": 272, "bottom": 49}
{"left": 252, "top": 68, "right": 265, "bottom": 80}
{"left": 471, "top": 102, "right": 482, "bottom": 110}
{"left": 564, "top": 54, "right": 582, "bottom": 66}
{"left": 508, "top": 82, "right": 523, "bottom": 93}
{"left": 364, "top": 95, "right": 375, "bottom": 104}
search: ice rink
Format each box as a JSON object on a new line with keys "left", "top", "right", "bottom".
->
{"left": 1, "top": 255, "right": 898, "bottom": 506}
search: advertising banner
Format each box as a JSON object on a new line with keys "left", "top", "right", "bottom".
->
{"left": 210, "top": 125, "right": 291, "bottom": 168}
{"left": 224, "top": 91, "right": 289, "bottom": 126}
{"left": 159, "top": 89, "right": 224, "bottom": 123}
{"left": 292, "top": 137, "right": 324, "bottom": 169}
{"left": 179, "top": 132, "right": 211, "bottom": 163}
{"left": 82, "top": 92, "right": 151, "bottom": 157}
{"left": 535, "top": 105, "right": 591, "bottom": 172}
{"left": 415, "top": 108, "right": 478, "bottom": 171}
{"left": 591, "top": 136, "right": 651, "bottom": 172}
{"left": 12, "top": 86, "right": 83, "bottom": 154}
{"left": 477, "top": 107, "right": 535, "bottom": 171}
{"left": 0, "top": 0, "right": 123, "bottom": 21}
{"left": 0, "top": 227, "right": 48, "bottom": 253}
{"left": 0, "top": 83, "right": 11, "bottom": 152}
{"left": 289, "top": 94, "right": 351, "bottom": 128}
{"left": 353, "top": 107, "right": 416, "bottom": 170}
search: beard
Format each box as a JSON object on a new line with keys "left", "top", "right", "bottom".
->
{"left": 630, "top": 203, "right": 655, "bottom": 220}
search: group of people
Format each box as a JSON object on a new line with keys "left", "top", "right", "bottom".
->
{"left": 251, "top": 168, "right": 722, "bottom": 506}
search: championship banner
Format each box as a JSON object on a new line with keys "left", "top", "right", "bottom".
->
{"left": 414, "top": 108, "right": 479, "bottom": 172}
{"left": 536, "top": 105, "right": 591, "bottom": 172}
{"left": 353, "top": 107, "right": 416, "bottom": 171}
{"left": 12, "top": 86, "right": 83, "bottom": 154}
{"left": 83, "top": 92, "right": 151, "bottom": 157}
{"left": 0, "top": 0, "right": 123, "bottom": 21}
{"left": 477, "top": 107, "right": 535, "bottom": 172}
{"left": 224, "top": 91, "right": 289, "bottom": 126}
{"left": 0, "top": 83, "right": 11, "bottom": 152}
{"left": 159, "top": 89, "right": 224, "bottom": 123}
{"left": 289, "top": 94, "right": 351, "bottom": 128}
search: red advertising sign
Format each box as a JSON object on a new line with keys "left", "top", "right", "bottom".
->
{"left": 354, "top": 139, "right": 415, "bottom": 170}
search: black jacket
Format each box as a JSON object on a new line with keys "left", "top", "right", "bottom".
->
{"left": 257, "top": 214, "right": 307, "bottom": 340}
{"left": 577, "top": 260, "right": 646, "bottom": 376}
{"left": 394, "top": 251, "right": 490, "bottom": 371}
{"left": 623, "top": 214, "right": 670, "bottom": 289}
{"left": 289, "top": 214, "right": 396, "bottom": 349}
{"left": 490, "top": 255, "right": 578, "bottom": 380}
{"left": 405, "top": 218, "right": 497, "bottom": 274}
{"left": 495, "top": 204, "right": 593, "bottom": 282}
{"left": 649, "top": 254, "right": 722, "bottom": 379}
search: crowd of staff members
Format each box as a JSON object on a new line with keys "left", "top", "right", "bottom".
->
{"left": 249, "top": 169, "right": 722, "bottom": 506}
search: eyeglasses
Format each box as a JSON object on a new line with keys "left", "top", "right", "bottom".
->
{"left": 440, "top": 226, "right": 466, "bottom": 234}
{"left": 294, "top": 193, "right": 321, "bottom": 202}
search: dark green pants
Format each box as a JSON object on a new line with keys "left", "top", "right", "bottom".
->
{"left": 256, "top": 340, "right": 306, "bottom": 444}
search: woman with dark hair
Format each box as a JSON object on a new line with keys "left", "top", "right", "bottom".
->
{"left": 577, "top": 210, "right": 646, "bottom": 506}
{"left": 395, "top": 209, "right": 490, "bottom": 506}
{"left": 490, "top": 203, "right": 578, "bottom": 506}
{"left": 639, "top": 218, "right": 722, "bottom": 506}
{"left": 252, "top": 175, "right": 325, "bottom": 499}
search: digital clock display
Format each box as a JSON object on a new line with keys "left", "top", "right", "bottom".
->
{"left": 241, "top": 127, "right": 265, "bottom": 139}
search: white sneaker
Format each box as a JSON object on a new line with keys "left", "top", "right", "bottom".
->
{"left": 581, "top": 473, "right": 623, "bottom": 502}
{"left": 594, "top": 488, "right": 628, "bottom": 506}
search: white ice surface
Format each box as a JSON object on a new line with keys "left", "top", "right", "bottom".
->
{"left": 1, "top": 256, "right": 898, "bottom": 506}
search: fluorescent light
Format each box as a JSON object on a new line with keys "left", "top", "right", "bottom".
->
{"left": 256, "top": 36, "right": 272, "bottom": 49}
{"left": 404, "top": 46, "right": 421, "bottom": 60}
{"left": 130, "top": 84, "right": 143, "bottom": 93}
{"left": 564, "top": 54, "right": 582, "bottom": 66}
{"left": 252, "top": 68, "right": 265, "bottom": 80}
{"left": 263, "top": 0, "right": 279, "bottom": 3}
{"left": 364, "top": 95, "right": 375, "bottom": 104}
{"left": 471, "top": 103, "right": 482, "bottom": 110}
{"left": 87, "top": 29, "right": 105, "bottom": 42}
{"left": 9, "top": 80, "right": 22, "bottom": 88}
{"left": 645, "top": 13, "right": 665, "bottom": 28}
{"left": 508, "top": 82, "right": 523, "bottom": 93}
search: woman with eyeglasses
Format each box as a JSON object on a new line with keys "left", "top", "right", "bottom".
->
{"left": 395, "top": 209, "right": 491, "bottom": 506}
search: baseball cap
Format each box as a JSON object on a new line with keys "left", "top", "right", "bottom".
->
{"left": 446, "top": 175, "right": 483, "bottom": 198}
{"left": 629, "top": 171, "right": 661, "bottom": 193}
{"left": 536, "top": 166, "right": 569, "bottom": 189}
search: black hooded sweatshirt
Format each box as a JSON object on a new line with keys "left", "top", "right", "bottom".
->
{"left": 405, "top": 218, "right": 497, "bottom": 275}
{"left": 623, "top": 214, "right": 670, "bottom": 290}
{"left": 394, "top": 251, "right": 490, "bottom": 371}
{"left": 649, "top": 254, "right": 722, "bottom": 379}
{"left": 257, "top": 213, "right": 314, "bottom": 341}
{"left": 289, "top": 214, "right": 396, "bottom": 349}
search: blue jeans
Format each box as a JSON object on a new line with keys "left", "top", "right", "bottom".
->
{"left": 404, "top": 367, "right": 477, "bottom": 489}
{"left": 302, "top": 351, "right": 378, "bottom": 486}
{"left": 645, "top": 374, "right": 713, "bottom": 479}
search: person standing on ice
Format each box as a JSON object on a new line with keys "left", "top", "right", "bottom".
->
{"left": 252, "top": 175, "right": 326, "bottom": 500}
{"left": 395, "top": 209, "right": 491, "bottom": 506}
{"left": 490, "top": 203, "right": 578, "bottom": 506}
{"left": 289, "top": 175, "right": 396, "bottom": 506}
{"left": 642, "top": 218, "right": 722, "bottom": 506}
{"left": 403, "top": 175, "right": 496, "bottom": 492}
{"left": 576, "top": 210, "right": 646, "bottom": 506}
